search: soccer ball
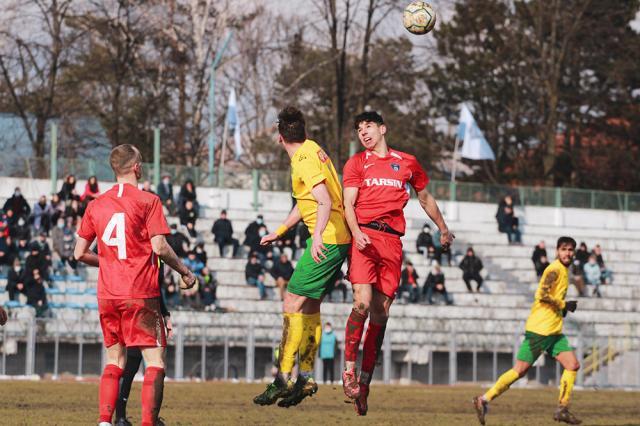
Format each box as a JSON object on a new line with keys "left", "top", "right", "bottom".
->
{"left": 403, "top": 1, "right": 437, "bottom": 35}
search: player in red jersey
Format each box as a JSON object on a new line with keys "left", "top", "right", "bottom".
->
{"left": 74, "top": 144, "right": 195, "bottom": 426}
{"left": 341, "top": 111, "right": 454, "bottom": 415}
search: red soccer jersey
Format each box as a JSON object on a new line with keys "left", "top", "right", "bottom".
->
{"left": 77, "top": 183, "right": 170, "bottom": 299}
{"left": 343, "top": 149, "right": 429, "bottom": 235}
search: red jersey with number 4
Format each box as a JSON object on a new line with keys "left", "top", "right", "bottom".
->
{"left": 77, "top": 183, "right": 170, "bottom": 299}
{"left": 343, "top": 149, "right": 429, "bottom": 235}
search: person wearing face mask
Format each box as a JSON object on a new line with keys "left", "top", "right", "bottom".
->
{"left": 583, "top": 254, "right": 602, "bottom": 298}
{"left": 6, "top": 258, "right": 25, "bottom": 301}
{"left": 157, "top": 175, "right": 175, "bottom": 215}
{"left": 33, "top": 195, "right": 54, "bottom": 234}
{"left": 416, "top": 223, "right": 435, "bottom": 259}
{"left": 244, "top": 214, "right": 266, "bottom": 254}
{"left": 166, "top": 224, "right": 190, "bottom": 259}
{"left": 3, "top": 187, "right": 31, "bottom": 221}
{"left": 319, "top": 322, "right": 338, "bottom": 384}
{"left": 11, "top": 216, "right": 31, "bottom": 241}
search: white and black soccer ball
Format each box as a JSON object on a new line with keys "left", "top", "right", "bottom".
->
{"left": 403, "top": 1, "right": 437, "bottom": 35}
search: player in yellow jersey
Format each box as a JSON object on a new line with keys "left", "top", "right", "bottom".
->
{"left": 253, "top": 107, "right": 351, "bottom": 408}
{"left": 473, "top": 236, "right": 582, "bottom": 425}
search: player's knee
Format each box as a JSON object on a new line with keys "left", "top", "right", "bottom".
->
{"left": 352, "top": 300, "right": 370, "bottom": 316}
{"left": 567, "top": 361, "right": 580, "bottom": 371}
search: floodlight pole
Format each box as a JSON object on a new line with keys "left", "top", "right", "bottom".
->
{"left": 153, "top": 127, "right": 161, "bottom": 188}
{"left": 208, "top": 32, "right": 233, "bottom": 186}
{"left": 50, "top": 123, "right": 58, "bottom": 194}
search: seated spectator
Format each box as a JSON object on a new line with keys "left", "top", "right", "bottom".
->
{"left": 460, "top": 247, "right": 483, "bottom": 292}
{"left": 47, "top": 193, "right": 65, "bottom": 225}
{"left": 166, "top": 224, "right": 190, "bottom": 258}
{"left": 32, "top": 195, "right": 53, "bottom": 235}
{"left": 141, "top": 180, "right": 155, "bottom": 194}
{"left": 254, "top": 225, "right": 272, "bottom": 262}
{"left": 157, "top": 174, "right": 175, "bottom": 215}
{"left": 532, "top": 240, "right": 548, "bottom": 277}
{"left": 24, "top": 268, "right": 48, "bottom": 317}
{"left": 177, "top": 179, "right": 198, "bottom": 216}
{"left": 416, "top": 224, "right": 435, "bottom": 259}
{"left": 179, "top": 199, "right": 198, "bottom": 227}
{"left": 16, "top": 238, "right": 30, "bottom": 261}
{"left": 180, "top": 277, "right": 200, "bottom": 309}
{"left": 423, "top": 262, "right": 452, "bottom": 305}
{"left": 64, "top": 199, "right": 84, "bottom": 225}
{"left": 3, "top": 187, "right": 31, "bottom": 221}
{"left": 495, "top": 195, "right": 521, "bottom": 244}
{"left": 399, "top": 261, "right": 419, "bottom": 303}
{"left": 271, "top": 253, "right": 294, "bottom": 301}
{"left": 331, "top": 270, "right": 348, "bottom": 303}
{"left": 34, "top": 232, "right": 52, "bottom": 267}
{"left": 211, "top": 210, "right": 239, "bottom": 257}
{"left": 11, "top": 216, "right": 31, "bottom": 241}
{"left": 583, "top": 255, "right": 602, "bottom": 298}
{"left": 274, "top": 227, "right": 297, "bottom": 260}
{"left": 6, "top": 258, "right": 25, "bottom": 301}
{"left": 184, "top": 251, "right": 204, "bottom": 276}
{"left": 58, "top": 174, "right": 78, "bottom": 202}
{"left": 52, "top": 218, "right": 76, "bottom": 273}
{"left": 575, "top": 242, "right": 589, "bottom": 269}
{"left": 244, "top": 214, "right": 265, "bottom": 254}
{"left": 25, "top": 242, "right": 50, "bottom": 281}
{"left": 199, "top": 267, "right": 218, "bottom": 310}
{"left": 432, "top": 228, "right": 452, "bottom": 266}
{"left": 245, "top": 253, "right": 266, "bottom": 300}
{"left": 184, "top": 221, "right": 201, "bottom": 241}
{"left": 81, "top": 175, "right": 100, "bottom": 202}
{"left": 0, "top": 235, "right": 17, "bottom": 270}
{"left": 194, "top": 242, "right": 207, "bottom": 266}
{"left": 162, "top": 273, "right": 180, "bottom": 308}
{"left": 592, "top": 244, "right": 613, "bottom": 285}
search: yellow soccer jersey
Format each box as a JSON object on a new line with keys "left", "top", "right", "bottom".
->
{"left": 525, "top": 259, "right": 569, "bottom": 336}
{"left": 290, "top": 139, "right": 351, "bottom": 245}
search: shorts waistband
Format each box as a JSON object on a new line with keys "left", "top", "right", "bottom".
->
{"left": 359, "top": 221, "right": 403, "bottom": 237}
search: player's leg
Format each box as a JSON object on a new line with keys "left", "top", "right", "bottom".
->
{"left": 98, "top": 299, "right": 126, "bottom": 426}
{"left": 343, "top": 283, "right": 372, "bottom": 397}
{"left": 115, "top": 347, "right": 143, "bottom": 425}
{"left": 140, "top": 346, "right": 166, "bottom": 426}
{"left": 553, "top": 339, "right": 582, "bottom": 424}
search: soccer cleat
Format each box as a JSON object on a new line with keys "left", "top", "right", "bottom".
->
{"left": 553, "top": 406, "right": 582, "bottom": 424}
{"left": 114, "top": 418, "right": 132, "bottom": 426}
{"left": 353, "top": 383, "right": 369, "bottom": 416}
{"left": 253, "top": 376, "right": 291, "bottom": 406}
{"left": 277, "top": 376, "right": 318, "bottom": 408}
{"left": 472, "top": 396, "right": 488, "bottom": 425}
{"left": 342, "top": 369, "right": 360, "bottom": 399}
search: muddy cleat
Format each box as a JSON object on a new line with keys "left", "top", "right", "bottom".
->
{"left": 114, "top": 418, "right": 132, "bottom": 426}
{"left": 342, "top": 369, "right": 360, "bottom": 399}
{"left": 553, "top": 406, "right": 582, "bottom": 424}
{"left": 253, "top": 376, "right": 291, "bottom": 406}
{"left": 353, "top": 383, "right": 369, "bottom": 416}
{"left": 277, "top": 376, "right": 318, "bottom": 408}
{"left": 472, "top": 396, "right": 488, "bottom": 425}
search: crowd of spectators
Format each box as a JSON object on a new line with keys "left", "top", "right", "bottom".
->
{"left": 399, "top": 260, "right": 453, "bottom": 305}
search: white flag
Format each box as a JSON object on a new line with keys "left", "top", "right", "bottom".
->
{"left": 457, "top": 104, "right": 495, "bottom": 161}
{"left": 226, "top": 88, "right": 243, "bottom": 159}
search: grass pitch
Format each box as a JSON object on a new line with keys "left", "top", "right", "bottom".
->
{"left": 1, "top": 380, "right": 639, "bottom": 425}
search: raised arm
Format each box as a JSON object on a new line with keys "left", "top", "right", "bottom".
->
{"left": 151, "top": 235, "right": 196, "bottom": 288}
{"left": 73, "top": 237, "right": 99, "bottom": 267}
{"left": 416, "top": 188, "right": 454, "bottom": 249}
{"left": 344, "top": 186, "right": 370, "bottom": 251}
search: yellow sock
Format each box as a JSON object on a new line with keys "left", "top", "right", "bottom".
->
{"left": 558, "top": 370, "right": 577, "bottom": 407}
{"left": 278, "top": 313, "right": 304, "bottom": 375}
{"left": 484, "top": 369, "right": 520, "bottom": 402}
{"left": 298, "top": 313, "right": 321, "bottom": 374}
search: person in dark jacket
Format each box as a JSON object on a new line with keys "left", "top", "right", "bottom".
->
{"left": 423, "top": 262, "right": 452, "bottom": 305}
{"left": 416, "top": 223, "right": 435, "bottom": 258}
{"left": 211, "top": 210, "right": 239, "bottom": 257}
{"left": 166, "top": 224, "right": 190, "bottom": 259}
{"left": 460, "top": 247, "right": 484, "bottom": 292}
{"left": 271, "top": 253, "right": 294, "bottom": 301}
{"left": 24, "top": 268, "right": 48, "bottom": 317}
{"left": 399, "top": 261, "right": 420, "bottom": 303}
{"left": 6, "top": 258, "right": 25, "bottom": 301}
{"left": 57, "top": 175, "right": 79, "bottom": 202}
{"left": 157, "top": 175, "right": 175, "bottom": 215}
{"left": 199, "top": 267, "right": 218, "bottom": 309}
{"left": 531, "top": 240, "right": 548, "bottom": 277}
{"left": 495, "top": 195, "right": 521, "bottom": 244}
{"left": 3, "top": 187, "right": 31, "bottom": 220}
{"left": 25, "top": 243, "right": 50, "bottom": 281}
{"left": 10, "top": 216, "right": 31, "bottom": 241}
{"left": 179, "top": 200, "right": 198, "bottom": 227}
{"left": 244, "top": 214, "right": 265, "bottom": 252}
{"left": 0, "top": 235, "right": 17, "bottom": 268}
{"left": 177, "top": 179, "right": 198, "bottom": 216}
{"left": 245, "top": 253, "right": 266, "bottom": 300}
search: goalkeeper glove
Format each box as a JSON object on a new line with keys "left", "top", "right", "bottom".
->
{"left": 562, "top": 300, "right": 578, "bottom": 317}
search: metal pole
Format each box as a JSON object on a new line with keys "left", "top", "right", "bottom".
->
{"left": 576, "top": 333, "right": 584, "bottom": 386}
{"left": 78, "top": 332, "right": 84, "bottom": 377}
{"left": 349, "top": 141, "right": 357, "bottom": 157}
{"left": 555, "top": 359, "right": 560, "bottom": 386}
{"left": 383, "top": 333, "right": 391, "bottom": 384}
{"left": 246, "top": 324, "right": 255, "bottom": 382}
{"left": 53, "top": 329, "right": 59, "bottom": 379}
{"left": 50, "top": 123, "right": 58, "bottom": 194}
{"left": 2, "top": 326, "right": 6, "bottom": 375}
{"left": 449, "top": 334, "right": 457, "bottom": 385}
{"left": 26, "top": 318, "right": 36, "bottom": 376}
{"left": 200, "top": 326, "right": 206, "bottom": 381}
{"left": 175, "top": 324, "right": 184, "bottom": 380}
{"left": 450, "top": 135, "right": 459, "bottom": 183}
{"left": 428, "top": 348, "right": 433, "bottom": 385}
{"left": 251, "top": 169, "right": 261, "bottom": 211}
{"left": 492, "top": 349, "right": 497, "bottom": 382}
{"left": 472, "top": 347, "right": 477, "bottom": 383}
{"left": 223, "top": 335, "right": 229, "bottom": 380}
{"left": 153, "top": 127, "right": 161, "bottom": 188}
{"left": 407, "top": 344, "right": 413, "bottom": 384}
{"left": 218, "top": 117, "right": 229, "bottom": 188}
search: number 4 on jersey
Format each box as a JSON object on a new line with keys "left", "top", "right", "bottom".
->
{"left": 102, "top": 213, "right": 127, "bottom": 259}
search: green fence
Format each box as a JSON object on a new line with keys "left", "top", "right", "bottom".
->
{"left": 8, "top": 157, "right": 640, "bottom": 212}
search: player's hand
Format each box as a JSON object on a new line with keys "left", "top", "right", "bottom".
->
{"left": 565, "top": 300, "right": 578, "bottom": 313}
{"left": 0, "top": 306, "right": 7, "bottom": 326}
{"left": 440, "top": 229, "right": 455, "bottom": 250}
{"left": 353, "top": 230, "right": 371, "bottom": 251}
{"left": 180, "top": 270, "right": 197, "bottom": 289}
{"left": 164, "top": 316, "right": 174, "bottom": 339}
{"left": 310, "top": 234, "right": 328, "bottom": 263}
{"left": 260, "top": 232, "right": 278, "bottom": 246}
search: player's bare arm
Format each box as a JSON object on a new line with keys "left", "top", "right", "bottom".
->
{"left": 416, "top": 188, "right": 455, "bottom": 249}
{"left": 344, "top": 186, "right": 370, "bottom": 251}
{"left": 150, "top": 235, "right": 196, "bottom": 288}
{"left": 261, "top": 204, "right": 302, "bottom": 246}
{"left": 73, "top": 236, "right": 100, "bottom": 267}
{"left": 309, "top": 182, "right": 331, "bottom": 263}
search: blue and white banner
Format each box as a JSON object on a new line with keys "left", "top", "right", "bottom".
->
{"left": 227, "top": 88, "right": 243, "bottom": 159}
{"left": 457, "top": 104, "right": 495, "bottom": 161}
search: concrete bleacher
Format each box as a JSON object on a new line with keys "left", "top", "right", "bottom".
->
{"left": 2, "top": 179, "right": 640, "bottom": 384}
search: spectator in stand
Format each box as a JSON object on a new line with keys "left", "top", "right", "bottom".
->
{"left": 330, "top": 269, "right": 348, "bottom": 303}
{"left": 162, "top": 273, "right": 180, "bottom": 308}
{"left": 460, "top": 247, "right": 484, "bottom": 293}
{"left": 416, "top": 223, "right": 435, "bottom": 259}
{"left": 179, "top": 199, "right": 198, "bottom": 228}
{"left": 575, "top": 242, "right": 589, "bottom": 269}
{"left": 6, "top": 258, "right": 25, "bottom": 301}
{"left": 320, "top": 322, "right": 338, "bottom": 384}
{"left": 64, "top": 199, "right": 83, "bottom": 225}
{"left": 184, "top": 221, "right": 200, "bottom": 240}
{"left": 245, "top": 253, "right": 267, "bottom": 300}
{"left": 495, "top": 195, "right": 521, "bottom": 244}
{"left": 81, "top": 176, "right": 100, "bottom": 202}
{"left": 0, "top": 235, "right": 17, "bottom": 270}
{"left": 32, "top": 195, "right": 53, "bottom": 235}
{"left": 199, "top": 267, "right": 218, "bottom": 310}
{"left": 244, "top": 214, "right": 265, "bottom": 254}
{"left": 47, "top": 193, "right": 65, "bottom": 225}
{"left": 24, "top": 268, "right": 48, "bottom": 317}
{"left": 157, "top": 174, "right": 175, "bottom": 215}
{"left": 3, "top": 187, "right": 31, "bottom": 221}
{"left": 184, "top": 251, "right": 205, "bottom": 276}
{"left": 34, "top": 232, "right": 52, "bottom": 268}
{"left": 52, "top": 218, "right": 75, "bottom": 273}
{"left": 58, "top": 175, "right": 79, "bottom": 202}
{"left": 211, "top": 210, "right": 239, "bottom": 257}
{"left": 424, "top": 262, "right": 452, "bottom": 305}
{"left": 273, "top": 227, "right": 297, "bottom": 260}
{"left": 177, "top": 179, "right": 198, "bottom": 216}
{"left": 583, "top": 254, "right": 602, "bottom": 298}
{"left": 532, "top": 240, "right": 548, "bottom": 277}
{"left": 0, "top": 216, "right": 9, "bottom": 239}
{"left": 254, "top": 225, "right": 273, "bottom": 262}
{"left": 433, "top": 228, "right": 452, "bottom": 266}
{"left": 25, "top": 242, "right": 50, "bottom": 281}
{"left": 11, "top": 215, "right": 31, "bottom": 241}
{"left": 399, "top": 261, "right": 420, "bottom": 303}
{"left": 194, "top": 242, "right": 207, "bottom": 266}
{"left": 16, "top": 237, "right": 30, "bottom": 261}
{"left": 180, "top": 276, "right": 200, "bottom": 309}
{"left": 166, "top": 224, "right": 190, "bottom": 259}
{"left": 271, "top": 253, "right": 294, "bottom": 301}
{"left": 141, "top": 180, "right": 155, "bottom": 194}
{"left": 592, "top": 244, "right": 613, "bottom": 285}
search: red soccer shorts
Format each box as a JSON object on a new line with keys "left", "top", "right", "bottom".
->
{"left": 98, "top": 298, "right": 166, "bottom": 348}
{"left": 348, "top": 227, "right": 403, "bottom": 299}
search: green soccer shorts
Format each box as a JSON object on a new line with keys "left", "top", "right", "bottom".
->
{"left": 287, "top": 238, "right": 350, "bottom": 300}
{"left": 516, "top": 331, "right": 573, "bottom": 364}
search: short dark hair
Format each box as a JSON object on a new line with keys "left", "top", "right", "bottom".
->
{"left": 354, "top": 111, "right": 384, "bottom": 129}
{"left": 556, "top": 236, "right": 577, "bottom": 249}
{"left": 277, "top": 106, "right": 306, "bottom": 142}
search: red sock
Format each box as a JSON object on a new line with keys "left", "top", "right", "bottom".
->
{"left": 99, "top": 364, "right": 123, "bottom": 423}
{"left": 344, "top": 309, "right": 367, "bottom": 363}
{"left": 141, "top": 367, "right": 165, "bottom": 426}
{"left": 361, "top": 322, "right": 386, "bottom": 381}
